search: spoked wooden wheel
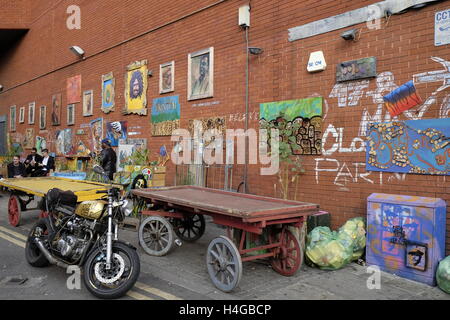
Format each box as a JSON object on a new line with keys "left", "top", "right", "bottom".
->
{"left": 8, "top": 195, "right": 21, "bottom": 227}
{"left": 138, "top": 216, "right": 174, "bottom": 256}
{"left": 270, "top": 228, "right": 302, "bottom": 276}
{"left": 173, "top": 214, "right": 205, "bottom": 242}
{"left": 206, "top": 236, "right": 242, "bottom": 292}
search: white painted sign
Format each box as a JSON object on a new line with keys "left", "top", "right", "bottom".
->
{"left": 307, "top": 51, "right": 327, "bottom": 72}
{"left": 435, "top": 9, "right": 450, "bottom": 46}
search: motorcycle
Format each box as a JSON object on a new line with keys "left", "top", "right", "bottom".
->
{"left": 25, "top": 165, "right": 140, "bottom": 299}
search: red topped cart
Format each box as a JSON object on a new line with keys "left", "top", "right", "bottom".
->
{"left": 132, "top": 186, "right": 319, "bottom": 292}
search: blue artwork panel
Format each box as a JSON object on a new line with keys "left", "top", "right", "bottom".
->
{"left": 366, "top": 118, "right": 449, "bottom": 175}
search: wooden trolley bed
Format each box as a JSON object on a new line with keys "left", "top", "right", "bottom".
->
{"left": 132, "top": 185, "right": 319, "bottom": 292}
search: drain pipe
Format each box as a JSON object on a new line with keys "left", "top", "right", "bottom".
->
{"left": 243, "top": 26, "right": 250, "bottom": 194}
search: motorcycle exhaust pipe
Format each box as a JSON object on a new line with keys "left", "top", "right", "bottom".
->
{"left": 34, "top": 238, "right": 69, "bottom": 269}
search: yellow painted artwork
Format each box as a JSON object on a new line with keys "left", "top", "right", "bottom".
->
{"left": 124, "top": 60, "right": 148, "bottom": 115}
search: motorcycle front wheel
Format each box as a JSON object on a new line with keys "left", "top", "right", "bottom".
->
{"left": 83, "top": 242, "right": 140, "bottom": 299}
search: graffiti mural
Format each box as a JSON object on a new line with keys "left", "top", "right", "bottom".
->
{"left": 366, "top": 119, "right": 449, "bottom": 175}
{"left": 151, "top": 95, "right": 180, "bottom": 136}
{"left": 260, "top": 97, "right": 322, "bottom": 155}
{"left": 106, "top": 121, "right": 127, "bottom": 147}
{"left": 188, "top": 116, "right": 226, "bottom": 146}
{"left": 89, "top": 118, "right": 103, "bottom": 153}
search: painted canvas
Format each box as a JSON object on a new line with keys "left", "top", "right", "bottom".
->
{"left": 259, "top": 97, "right": 323, "bottom": 155}
{"left": 117, "top": 138, "right": 147, "bottom": 172}
{"left": 188, "top": 116, "right": 226, "bottom": 146}
{"left": 19, "top": 106, "right": 25, "bottom": 124}
{"left": 39, "top": 105, "right": 46, "bottom": 130}
{"left": 83, "top": 90, "right": 93, "bottom": 116}
{"left": 24, "top": 128, "right": 35, "bottom": 149}
{"left": 67, "top": 104, "right": 75, "bottom": 125}
{"left": 55, "top": 129, "right": 73, "bottom": 155}
{"left": 51, "top": 93, "right": 62, "bottom": 125}
{"left": 67, "top": 75, "right": 81, "bottom": 104}
{"left": 151, "top": 95, "right": 180, "bottom": 136}
{"left": 101, "top": 72, "right": 115, "bottom": 113}
{"left": 124, "top": 60, "right": 148, "bottom": 115}
{"left": 10, "top": 106, "right": 16, "bottom": 132}
{"left": 106, "top": 121, "right": 128, "bottom": 147}
{"left": 366, "top": 118, "right": 449, "bottom": 175}
{"left": 336, "top": 57, "right": 377, "bottom": 82}
{"left": 160, "top": 61, "right": 174, "bottom": 93}
{"left": 383, "top": 81, "right": 423, "bottom": 117}
{"left": 28, "top": 102, "right": 35, "bottom": 124}
{"left": 188, "top": 47, "right": 214, "bottom": 100}
{"left": 35, "top": 136, "right": 47, "bottom": 154}
{"left": 90, "top": 118, "right": 104, "bottom": 153}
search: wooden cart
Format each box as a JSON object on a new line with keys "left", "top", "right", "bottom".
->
{"left": 132, "top": 186, "right": 319, "bottom": 292}
{"left": 0, "top": 177, "right": 114, "bottom": 227}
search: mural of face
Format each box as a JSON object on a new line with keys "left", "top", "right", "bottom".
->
{"left": 130, "top": 70, "right": 143, "bottom": 99}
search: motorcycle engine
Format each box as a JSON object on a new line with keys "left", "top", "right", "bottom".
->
{"left": 53, "top": 216, "right": 93, "bottom": 261}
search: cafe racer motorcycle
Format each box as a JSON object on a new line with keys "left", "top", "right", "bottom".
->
{"left": 25, "top": 166, "right": 140, "bottom": 299}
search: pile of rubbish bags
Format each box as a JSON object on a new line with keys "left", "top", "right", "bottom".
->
{"left": 306, "top": 217, "right": 366, "bottom": 270}
{"left": 436, "top": 256, "right": 450, "bottom": 294}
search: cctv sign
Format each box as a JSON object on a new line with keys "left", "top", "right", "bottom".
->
{"left": 435, "top": 8, "right": 450, "bottom": 46}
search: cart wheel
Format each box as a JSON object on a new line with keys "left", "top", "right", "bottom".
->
{"left": 139, "top": 216, "right": 174, "bottom": 256}
{"left": 8, "top": 195, "right": 21, "bottom": 227}
{"left": 270, "top": 228, "right": 302, "bottom": 276}
{"left": 206, "top": 236, "right": 242, "bottom": 292}
{"left": 173, "top": 214, "right": 205, "bottom": 242}
{"left": 39, "top": 211, "right": 49, "bottom": 219}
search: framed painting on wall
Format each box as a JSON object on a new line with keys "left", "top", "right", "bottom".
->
{"left": 83, "top": 90, "right": 93, "bottom": 116}
{"left": 160, "top": 61, "right": 174, "bottom": 94}
{"left": 101, "top": 72, "right": 115, "bottom": 113}
{"left": 10, "top": 106, "right": 16, "bottom": 132}
{"left": 67, "top": 75, "right": 81, "bottom": 104}
{"left": 124, "top": 60, "right": 148, "bottom": 115}
{"left": 19, "top": 106, "right": 25, "bottom": 124}
{"left": 188, "top": 47, "right": 214, "bottom": 100}
{"left": 28, "top": 102, "right": 35, "bottom": 124}
{"left": 24, "top": 128, "right": 35, "bottom": 149}
{"left": 39, "top": 105, "right": 46, "bottom": 130}
{"left": 51, "top": 93, "right": 62, "bottom": 126}
{"left": 67, "top": 104, "right": 75, "bottom": 126}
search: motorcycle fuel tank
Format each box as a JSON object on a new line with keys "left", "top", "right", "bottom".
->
{"left": 75, "top": 201, "right": 105, "bottom": 220}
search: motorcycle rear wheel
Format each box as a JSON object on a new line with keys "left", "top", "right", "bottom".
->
{"left": 25, "top": 218, "right": 50, "bottom": 267}
{"left": 83, "top": 242, "right": 140, "bottom": 299}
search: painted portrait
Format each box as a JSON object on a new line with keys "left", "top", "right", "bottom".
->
{"left": 10, "top": 106, "right": 16, "bottom": 132}
{"left": 188, "top": 47, "right": 214, "bottom": 100}
{"left": 39, "top": 105, "right": 46, "bottom": 130}
{"left": 19, "top": 106, "right": 25, "bottom": 124}
{"left": 106, "top": 121, "right": 128, "bottom": 147}
{"left": 124, "top": 60, "right": 148, "bottom": 115}
{"left": 67, "top": 104, "right": 75, "bottom": 125}
{"left": 83, "top": 90, "right": 93, "bottom": 116}
{"left": 51, "top": 93, "right": 61, "bottom": 126}
{"left": 160, "top": 61, "right": 174, "bottom": 94}
{"left": 101, "top": 72, "right": 115, "bottom": 113}
{"left": 67, "top": 75, "right": 82, "bottom": 104}
{"left": 28, "top": 102, "right": 35, "bottom": 124}
{"left": 90, "top": 118, "right": 104, "bottom": 153}
{"left": 24, "top": 128, "right": 35, "bottom": 149}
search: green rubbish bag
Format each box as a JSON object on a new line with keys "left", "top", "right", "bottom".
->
{"left": 338, "top": 217, "right": 366, "bottom": 261}
{"left": 436, "top": 256, "right": 450, "bottom": 294}
{"left": 306, "top": 227, "right": 353, "bottom": 270}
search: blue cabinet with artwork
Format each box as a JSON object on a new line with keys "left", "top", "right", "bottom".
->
{"left": 366, "top": 193, "right": 447, "bottom": 286}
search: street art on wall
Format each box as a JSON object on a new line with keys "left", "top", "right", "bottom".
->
{"left": 188, "top": 47, "right": 214, "bottom": 100}
{"left": 336, "top": 57, "right": 377, "bottom": 82}
{"left": 260, "top": 97, "right": 323, "bottom": 155}
{"left": 51, "top": 93, "right": 62, "bottom": 126}
{"left": 35, "top": 136, "right": 47, "bottom": 154}
{"left": 124, "top": 60, "right": 148, "bottom": 115}
{"left": 56, "top": 129, "right": 73, "bottom": 155}
{"left": 67, "top": 75, "right": 81, "bottom": 104}
{"left": 383, "top": 81, "right": 423, "bottom": 117}
{"left": 19, "top": 106, "right": 25, "bottom": 124}
{"left": 39, "top": 105, "right": 46, "bottom": 130}
{"left": 160, "top": 61, "right": 175, "bottom": 94}
{"left": 23, "top": 128, "right": 35, "bottom": 149}
{"left": 106, "top": 121, "right": 128, "bottom": 147}
{"left": 151, "top": 95, "right": 180, "bottom": 136}
{"left": 10, "top": 106, "right": 16, "bottom": 132}
{"left": 28, "top": 102, "right": 35, "bottom": 125}
{"left": 89, "top": 118, "right": 104, "bottom": 153}
{"left": 188, "top": 116, "right": 226, "bottom": 146}
{"left": 101, "top": 72, "right": 115, "bottom": 113}
{"left": 117, "top": 138, "right": 147, "bottom": 171}
{"left": 67, "top": 104, "right": 75, "bottom": 126}
{"left": 83, "top": 90, "right": 93, "bottom": 116}
{"left": 366, "top": 118, "right": 449, "bottom": 175}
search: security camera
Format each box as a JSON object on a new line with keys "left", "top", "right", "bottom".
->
{"left": 248, "top": 47, "right": 264, "bottom": 55}
{"left": 341, "top": 29, "right": 358, "bottom": 41}
{"left": 69, "top": 46, "right": 85, "bottom": 58}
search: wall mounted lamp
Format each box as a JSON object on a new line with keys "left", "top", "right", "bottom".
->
{"left": 69, "top": 45, "right": 85, "bottom": 58}
{"left": 248, "top": 47, "right": 263, "bottom": 55}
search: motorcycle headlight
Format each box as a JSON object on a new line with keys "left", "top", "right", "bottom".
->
{"left": 121, "top": 199, "right": 133, "bottom": 216}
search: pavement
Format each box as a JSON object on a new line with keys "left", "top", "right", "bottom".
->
{"left": 0, "top": 190, "right": 449, "bottom": 300}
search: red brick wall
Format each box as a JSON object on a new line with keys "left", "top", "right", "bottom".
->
{"left": 0, "top": 0, "right": 449, "bottom": 253}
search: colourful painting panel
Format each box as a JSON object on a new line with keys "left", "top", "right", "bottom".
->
{"left": 124, "top": 60, "right": 148, "bottom": 115}
{"left": 67, "top": 75, "right": 81, "bottom": 104}
{"left": 106, "top": 121, "right": 128, "bottom": 147}
{"left": 151, "top": 95, "right": 180, "bottom": 136}
{"left": 102, "top": 72, "right": 115, "bottom": 113}
{"left": 90, "top": 118, "right": 104, "bottom": 153}
{"left": 366, "top": 119, "right": 449, "bottom": 175}
{"left": 259, "top": 97, "right": 323, "bottom": 155}
{"left": 383, "top": 81, "right": 423, "bottom": 117}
